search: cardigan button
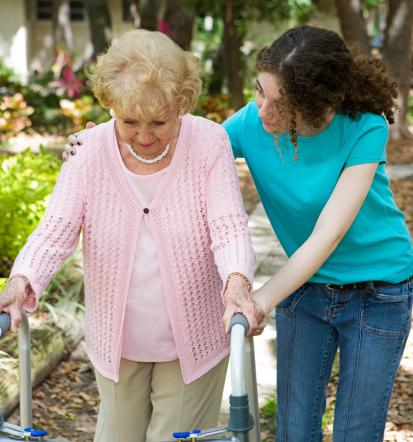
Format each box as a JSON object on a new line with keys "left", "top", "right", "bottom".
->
{"left": 143, "top": 208, "right": 149, "bottom": 214}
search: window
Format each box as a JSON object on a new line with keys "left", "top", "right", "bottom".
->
{"left": 35, "top": 0, "right": 85, "bottom": 21}
{"left": 36, "top": 0, "right": 52, "bottom": 20}
{"left": 69, "top": 1, "right": 85, "bottom": 21}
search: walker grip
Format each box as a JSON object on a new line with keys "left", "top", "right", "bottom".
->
{"left": 229, "top": 313, "right": 249, "bottom": 334}
{"left": 0, "top": 313, "right": 11, "bottom": 337}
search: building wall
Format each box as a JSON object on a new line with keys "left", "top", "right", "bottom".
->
{"left": 108, "top": 0, "right": 137, "bottom": 36}
{"left": 27, "top": 0, "right": 136, "bottom": 71}
{"left": 0, "top": 0, "right": 29, "bottom": 80}
{"left": 0, "top": 0, "right": 137, "bottom": 77}
{"left": 27, "top": 1, "right": 92, "bottom": 72}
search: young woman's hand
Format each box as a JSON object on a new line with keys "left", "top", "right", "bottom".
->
{"left": 222, "top": 274, "right": 267, "bottom": 337}
{"left": 0, "top": 277, "right": 28, "bottom": 332}
{"left": 63, "top": 122, "right": 96, "bottom": 160}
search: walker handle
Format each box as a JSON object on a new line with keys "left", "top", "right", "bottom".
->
{"left": 0, "top": 313, "right": 11, "bottom": 337}
{"left": 229, "top": 313, "right": 249, "bottom": 334}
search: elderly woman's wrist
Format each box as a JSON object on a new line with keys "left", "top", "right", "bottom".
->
{"left": 225, "top": 272, "right": 252, "bottom": 292}
{"left": 7, "top": 274, "right": 30, "bottom": 298}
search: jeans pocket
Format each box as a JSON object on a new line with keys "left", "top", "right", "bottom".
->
{"left": 361, "top": 282, "right": 413, "bottom": 337}
{"left": 276, "top": 284, "right": 309, "bottom": 316}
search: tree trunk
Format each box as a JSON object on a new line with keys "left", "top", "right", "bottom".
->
{"left": 52, "top": 0, "right": 73, "bottom": 50}
{"left": 222, "top": 0, "right": 245, "bottom": 109}
{"left": 383, "top": 0, "right": 413, "bottom": 139}
{"left": 138, "top": 0, "right": 161, "bottom": 30}
{"left": 162, "top": 0, "right": 195, "bottom": 50}
{"left": 0, "top": 310, "right": 84, "bottom": 417}
{"left": 334, "top": 0, "right": 370, "bottom": 53}
{"left": 208, "top": 41, "right": 225, "bottom": 95}
{"left": 123, "top": 0, "right": 139, "bottom": 27}
{"left": 84, "top": 0, "right": 112, "bottom": 60}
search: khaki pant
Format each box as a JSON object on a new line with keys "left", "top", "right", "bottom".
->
{"left": 94, "top": 357, "right": 228, "bottom": 442}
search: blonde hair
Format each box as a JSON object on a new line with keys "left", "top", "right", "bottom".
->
{"left": 89, "top": 29, "right": 202, "bottom": 120}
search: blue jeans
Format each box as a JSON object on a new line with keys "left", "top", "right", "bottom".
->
{"left": 275, "top": 280, "right": 413, "bottom": 442}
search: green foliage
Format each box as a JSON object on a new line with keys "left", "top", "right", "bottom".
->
{"left": 191, "top": 0, "right": 319, "bottom": 102}
{"left": 22, "top": 77, "right": 72, "bottom": 133}
{"left": 287, "top": 0, "right": 314, "bottom": 24}
{"left": 362, "top": 0, "right": 382, "bottom": 8}
{"left": 322, "top": 401, "right": 335, "bottom": 431}
{"left": 0, "top": 148, "right": 61, "bottom": 276}
{"left": 321, "top": 354, "right": 340, "bottom": 431}
{"left": 0, "top": 62, "right": 20, "bottom": 87}
{"left": 39, "top": 253, "right": 84, "bottom": 310}
{"left": 193, "top": 0, "right": 315, "bottom": 25}
{"left": 261, "top": 393, "right": 277, "bottom": 434}
{"left": 408, "top": 94, "right": 413, "bottom": 124}
{"left": 193, "top": 16, "right": 224, "bottom": 94}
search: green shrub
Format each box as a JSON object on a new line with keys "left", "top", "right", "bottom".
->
{"left": 261, "top": 393, "right": 277, "bottom": 436}
{"left": 0, "top": 62, "right": 20, "bottom": 88}
{"left": 0, "top": 148, "right": 61, "bottom": 276}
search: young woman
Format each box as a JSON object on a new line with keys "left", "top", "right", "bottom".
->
{"left": 222, "top": 25, "right": 413, "bottom": 442}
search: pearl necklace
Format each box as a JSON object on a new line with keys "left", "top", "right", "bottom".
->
{"left": 126, "top": 143, "right": 170, "bottom": 164}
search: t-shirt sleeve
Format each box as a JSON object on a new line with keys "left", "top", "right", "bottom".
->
{"left": 344, "top": 114, "right": 389, "bottom": 168}
{"left": 223, "top": 107, "right": 246, "bottom": 159}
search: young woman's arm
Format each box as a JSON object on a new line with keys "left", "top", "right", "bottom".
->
{"left": 254, "top": 162, "right": 378, "bottom": 314}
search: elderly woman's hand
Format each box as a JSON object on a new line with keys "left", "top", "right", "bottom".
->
{"left": 0, "top": 276, "right": 28, "bottom": 332}
{"left": 222, "top": 274, "right": 267, "bottom": 337}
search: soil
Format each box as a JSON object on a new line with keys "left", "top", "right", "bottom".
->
{"left": 387, "top": 139, "right": 413, "bottom": 164}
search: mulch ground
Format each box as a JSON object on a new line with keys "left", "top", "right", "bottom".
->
{"left": 387, "top": 139, "right": 413, "bottom": 164}
{"left": 8, "top": 342, "right": 97, "bottom": 442}
{"left": 7, "top": 140, "right": 413, "bottom": 442}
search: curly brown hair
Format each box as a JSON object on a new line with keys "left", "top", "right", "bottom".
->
{"left": 256, "top": 25, "right": 398, "bottom": 134}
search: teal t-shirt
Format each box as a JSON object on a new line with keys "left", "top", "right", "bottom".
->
{"left": 223, "top": 100, "right": 413, "bottom": 284}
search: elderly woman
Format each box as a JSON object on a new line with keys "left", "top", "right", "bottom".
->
{"left": 0, "top": 30, "right": 264, "bottom": 442}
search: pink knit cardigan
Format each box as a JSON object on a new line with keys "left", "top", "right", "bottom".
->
{"left": 11, "top": 115, "right": 255, "bottom": 384}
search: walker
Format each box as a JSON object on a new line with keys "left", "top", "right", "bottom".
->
{"left": 166, "top": 313, "right": 261, "bottom": 442}
{"left": 0, "top": 312, "right": 261, "bottom": 441}
{"left": 0, "top": 313, "right": 63, "bottom": 441}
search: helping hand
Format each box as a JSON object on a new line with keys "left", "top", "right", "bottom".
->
{"left": 63, "top": 122, "right": 96, "bottom": 160}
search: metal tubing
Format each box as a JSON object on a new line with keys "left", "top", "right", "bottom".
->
{"left": 233, "top": 432, "right": 249, "bottom": 442}
{"left": 230, "top": 324, "right": 246, "bottom": 397}
{"left": 18, "top": 312, "right": 32, "bottom": 428}
{"left": 244, "top": 338, "right": 260, "bottom": 442}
